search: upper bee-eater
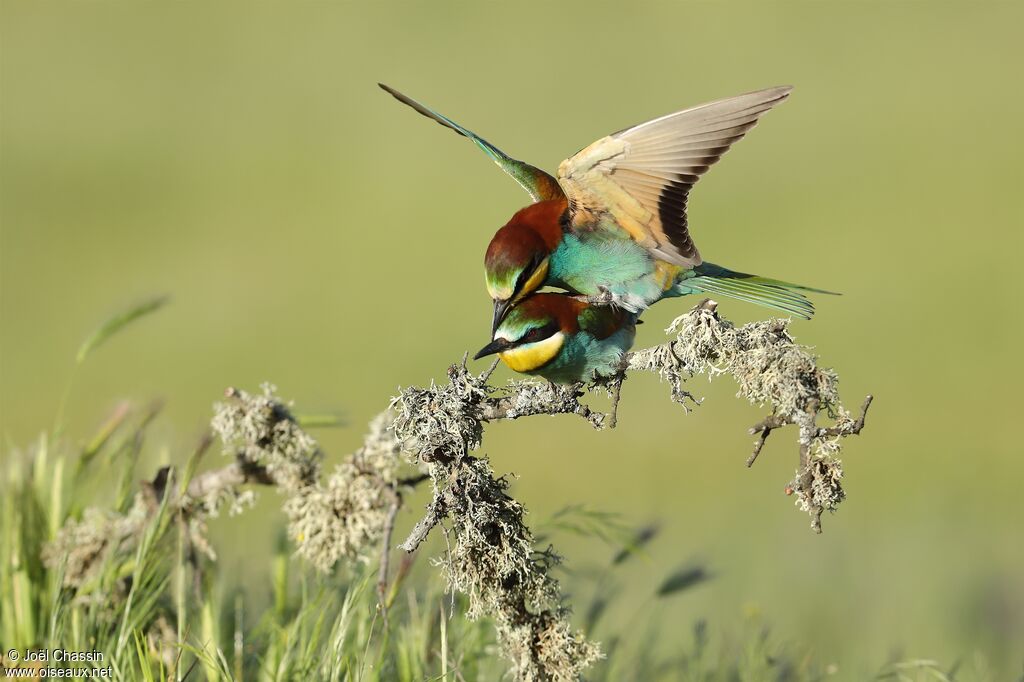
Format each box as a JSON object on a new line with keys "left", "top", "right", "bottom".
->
{"left": 380, "top": 84, "right": 835, "bottom": 332}
{"left": 473, "top": 292, "right": 637, "bottom": 384}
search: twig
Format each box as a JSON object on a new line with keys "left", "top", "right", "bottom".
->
{"left": 607, "top": 382, "right": 622, "bottom": 429}
{"left": 377, "top": 487, "right": 401, "bottom": 627}
{"left": 471, "top": 386, "right": 605, "bottom": 428}
{"left": 747, "top": 413, "right": 790, "bottom": 467}
{"left": 596, "top": 354, "right": 630, "bottom": 429}
{"left": 818, "top": 394, "right": 873, "bottom": 438}
{"left": 480, "top": 357, "right": 501, "bottom": 383}
{"left": 399, "top": 494, "right": 446, "bottom": 553}
{"left": 398, "top": 473, "right": 431, "bottom": 488}
{"left": 183, "top": 459, "right": 274, "bottom": 503}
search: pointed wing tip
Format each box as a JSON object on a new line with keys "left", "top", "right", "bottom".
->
{"left": 802, "top": 286, "right": 841, "bottom": 296}
{"left": 735, "top": 85, "right": 793, "bottom": 108}
{"left": 376, "top": 83, "right": 473, "bottom": 141}
{"left": 378, "top": 82, "right": 408, "bottom": 102}
{"left": 726, "top": 85, "right": 793, "bottom": 101}
{"left": 378, "top": 82, "right": 420, "bottom": 110}
{"left": 762, "top": 85, "right": 794, "bottom": 102}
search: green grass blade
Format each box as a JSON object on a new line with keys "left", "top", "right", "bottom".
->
{"left": 76, "top": 295, "right": 169, "bottom": 365}
{"left": 656, "top": 564, "right": 712, "bottom": 598}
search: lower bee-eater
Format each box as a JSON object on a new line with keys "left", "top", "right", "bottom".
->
{"left": 473, "top": 293, "right": 637, "bottom": 384}
{"left": 381, "top": 84, "right": 835, "bottom": 332}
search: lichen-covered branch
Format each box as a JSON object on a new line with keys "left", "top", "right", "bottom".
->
{"left": 391, "top": 370, "right": 604, "bottom": 680}
{"left": 385, "top": 299, "right": 870, "bottom": 679}
{"left": 628, "top": 300, "right": 871, "bottom": 532}
{"left": 44, "top": 301, "right": 869, "bottom": 682}
{"left": 44, "top": 385, "right": 419, "bottom": 589}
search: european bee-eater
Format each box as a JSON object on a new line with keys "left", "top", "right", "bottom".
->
{"left": 381, "top": 84, "right": 834, "bottom": 331}
{"left": 473, "top": 293, "right": 636, "bottom": 384}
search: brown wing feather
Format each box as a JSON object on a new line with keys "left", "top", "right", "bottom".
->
{"left": 556, "top": 86, "right": 792, "bottom": 267}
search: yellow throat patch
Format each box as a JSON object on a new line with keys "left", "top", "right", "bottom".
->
{"left": 512, "top": 257, "right": 549, "bottom": 305}
{"left": 499, "top": 332, "right": 565, "bottom": 373}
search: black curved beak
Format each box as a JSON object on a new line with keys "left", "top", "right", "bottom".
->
{"left": 473, "top": 338, "right": 509, "bottom": 361}
{"left": 491, "top": 299, "right": 512, "bottom": 335}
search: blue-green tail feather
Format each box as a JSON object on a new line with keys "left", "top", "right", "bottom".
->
{"left": 674, "top": 262, "right": 838, "bottom": 320}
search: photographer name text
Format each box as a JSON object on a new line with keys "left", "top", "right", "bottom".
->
{"left": 4, "top": 648, "right": 111, "bottom": 678}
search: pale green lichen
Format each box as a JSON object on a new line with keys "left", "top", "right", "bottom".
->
{"left": 190, "top": 482, "right": 257, "bottom": 519}
{"left": 213, "top": 386, "right": 408, "bottom": 572}
{"left": 42, "top": 499, "right": 148, "bottom": 589}
{"left": 792, "top": 456, "right": 846, "bottom": 517}
{"left": 47, "top": 386, "right": 408, "bottom": 590}
{"left": 210, "top": 387, "right": 408, "bottom": 571}
{"left": 285, "top": 411, "right": 403, "bottom": 572}
{"left": 632, "top": 306, "right": 840, "bottom": 416}
{"left": 392, "top": 363, "right": 603, "bottom": 682}
{"left": 629, "top": 302, "right": 864, "bottom": 530}
{"left": 390, "top": 369, "right": 488, "bottom": 460}
{"left": 211, "top": 383, "right": 321, "bottom": 492}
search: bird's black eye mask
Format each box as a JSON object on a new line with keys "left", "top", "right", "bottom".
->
{"left": 473, "top": 319, "right": 561, "bottom": 363}
{"left": 518, "top": 321, "right": 559, "bottom": 346}
{"left": 513, "top": 254, "right": 547, "bottom": 297}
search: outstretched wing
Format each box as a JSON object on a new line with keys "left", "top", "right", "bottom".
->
{"left": 379, "top": 84, "right": 563, "bottom": 203}
{"left": 556, "top": 86, "right": 792, "bottom": 268}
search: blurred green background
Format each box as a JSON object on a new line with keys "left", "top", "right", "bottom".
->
{"left": 2, "top": 1, "right": 1022, "bottom": 676}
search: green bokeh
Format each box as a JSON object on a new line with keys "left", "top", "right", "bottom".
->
{"left": 2, "top": 1, "right": 1022, "bottom": 674}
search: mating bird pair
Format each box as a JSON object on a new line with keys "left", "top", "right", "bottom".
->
{"left": 381, "top": 83, "right": 834, "bottom": 384}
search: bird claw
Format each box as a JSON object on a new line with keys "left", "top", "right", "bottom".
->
{"left": 588, "top": 355, "right": 629, "bottom": 429}
{"left": 578, "top": 285, "right": 619, "bottom": 308}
